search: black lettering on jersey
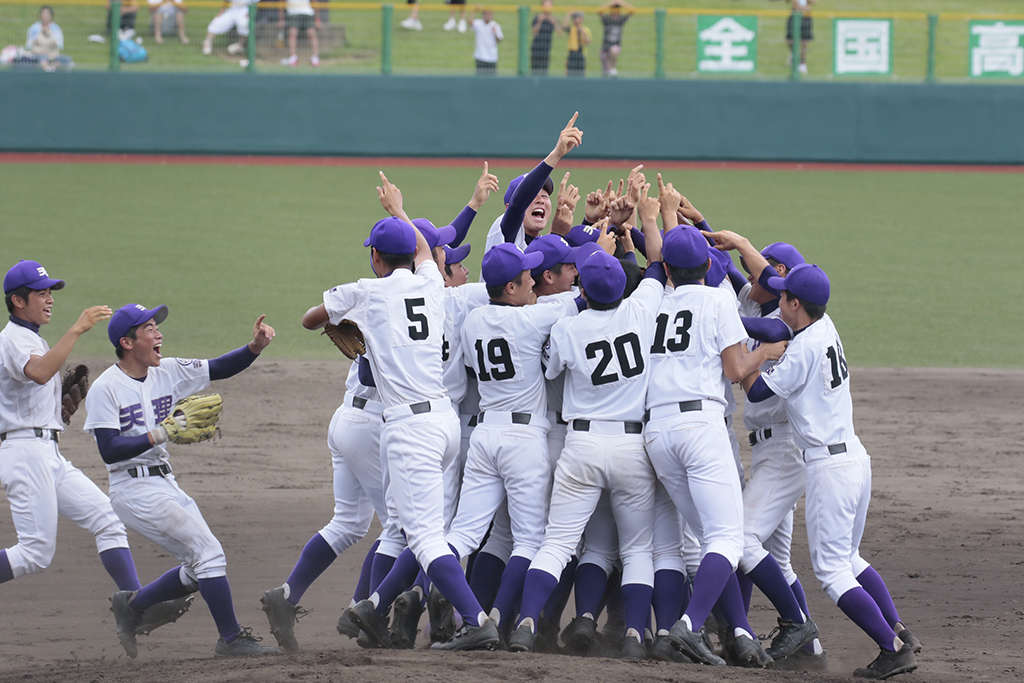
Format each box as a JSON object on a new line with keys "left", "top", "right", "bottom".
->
{"left": 826, "top": 341, "right": 849, "bottom": 389}
{"left": 586, "top": 332, "right": 645, "bottom": 386}
{"left": 441, "top": 335, "right": 450, "bottom": 362}
{"left": 474, "top": 338, "right": 516, "bottom": 381}
{"left": 405, "top": 298, "right": 429, "bottom": 341}
{"left": 651, "top": 310, "right": 693, "bottom": 354}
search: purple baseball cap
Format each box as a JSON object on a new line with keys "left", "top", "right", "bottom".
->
{"left": 578, "top": 250, "right": 626, "bottom": 304}
{"left": 481, "top": 243, "right": 545, "bottom": 287}
{"left": 443, "top": 243, "right": 471, "bottom": 265}
{"left": 574, "top": 241, "right": 605, "bottom": 264}
{"left": 525, "top": 234, "right": 579, "bottom": 277}
{"left": 108, "top": 303, "right": 169, "bottom": 348}
{"left": 705, "top": 245, "right": 731, "bottom": 288}
{"left": 364, "top": 217, "right": 417, "bottom": 255}
{"left": 504, "top": 174, "right": 555, "bottom": 206}
{"left": 761, "top": 242, "right": 805, "bottom": 270}
{"left": 565, "top": 223, "right": 602, "bottom": 247}
{"left": 767, "top": 263, "right": 830, "bottom": 306}
{"left": 662, "top": 226, "right": 712, "bottom": 269}
{"left": 4, "top": 260, "right": 65, "bottom": 294}
{"left": 412, "top": 218, "right": 457, "bottom": 251}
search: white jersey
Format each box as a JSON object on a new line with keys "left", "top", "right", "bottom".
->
{"left": 646, "top": 284, "right": 746, "bottom": 410}
{"left": 84, "top": 358, "right": 211, "bottom": 471}
{"left": 0, "top": 320, "right": 62, "bottom": 433}
{"left": 443, "top": 283, "right": 489, "bottom": 406}
{"left": 762, "top": 314, "right": 856, "bottom": 451}
{"left": 483, "top": 214, "right": 526, "bottom": 261}
{"left": 462, "top": 298, "right": 578, "bottom": 415}
{"left": 742, "top": 308, "right": 792, "bottom": 430}
{"left": 537, "top": 290, "right": 577, "bottom": 415}
{"left": 345, "top": 357, "right": 379, "bottom": 402}
{"left": 544, "top": 278, "right": 663, "bottom": 422}
{"left": 324, "top": 261, "right": 446, "bottom": 408}
{"left": 736, "top": 282, "right": 763, "bottom": 319}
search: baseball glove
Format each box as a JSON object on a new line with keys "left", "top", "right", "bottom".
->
{"left": 161, "top": 394, "right": 223, "bottom": 445}
{"left": 61, "top": 364, "right": 90, "bottom": 425}
{"left": 322, "top": 320, "right": 366, "bottom": 360}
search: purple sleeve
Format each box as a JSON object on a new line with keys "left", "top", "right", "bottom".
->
{"left": 94, "top": 427, "right": 153, "bottom": 465}
{"left": 694, "top": 219, "right": 711, "bottom": 234}
{"left": 629, "top": 227, "right": 647, "bottom": 259}
{"left": 758, "top": 267, "right": 782, "bottom": 298}
{"left": 742, "top": 316, "right": 792, "bottom": 342}
{"left": 500, "top": 161, "right": 553, "bottom": 242}
{"left": 644, "top": 261, "right": 667, "bottom": 286}
{"left": 746, "top": 376, "right": 777, "bottom": 403}
{"left": 574, "top": 296, "right": 587, "bottom": 312}
{"left": 623, "top": 251, "right": 637, "bottom": 264}
{"left": 727, "top": 260, "right": 747, "bottom": 294}
{"left": 447, "top": 206, "right": 477, "bottom": 248}
{"left": 209, "top": 345, "right": 259, "bottom": 381}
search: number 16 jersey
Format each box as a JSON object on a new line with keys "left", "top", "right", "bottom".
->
{"left": 324, "top": 261, "right": 446, "bottom": 408}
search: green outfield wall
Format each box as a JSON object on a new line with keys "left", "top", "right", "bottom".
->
{"left": 1, "top": 73, "right": 1022, "bottom": 163}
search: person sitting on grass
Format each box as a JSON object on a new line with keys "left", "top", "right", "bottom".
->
{"left": 25, "top": 6, "right": 74, "bottom": 71}
{"left": 148, "top": 0, "right": 189, "bottom": 45}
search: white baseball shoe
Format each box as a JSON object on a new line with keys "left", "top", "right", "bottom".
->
{"left": 201, "top": 38, "right": 212, "bottom": 55}
{"left": 226, "top": 41, "right": 243, "bottom": 55}
{"left": 443, "top": 17, "right": 456, "bottom": 31}
{"left": 457, "top": 18, "right": 467, "bottom": 33}
{"left": 400, "top": 17, "right": 422, "bottom": 30}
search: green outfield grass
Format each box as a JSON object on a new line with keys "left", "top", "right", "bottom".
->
{"left": 1, "top": 160, "right": 1021, "bottom": 368}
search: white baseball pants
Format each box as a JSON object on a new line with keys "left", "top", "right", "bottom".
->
{"left": 207, "top": 6, "right": 249, "bottom": 36}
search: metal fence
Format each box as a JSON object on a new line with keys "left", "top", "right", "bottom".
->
{"left": 2, "top": 1, "right": 1023, "bottom": 81}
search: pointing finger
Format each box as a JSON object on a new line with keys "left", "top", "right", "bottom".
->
{"left": 566, "top": 111, "right": 579, "bottom": 129}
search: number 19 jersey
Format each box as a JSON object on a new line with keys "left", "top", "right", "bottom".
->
{"left": 324, "top": 261, "right": 446, "bottom": 409}
{"left": 762, "top": 313, "right": 856, "bottom": 451}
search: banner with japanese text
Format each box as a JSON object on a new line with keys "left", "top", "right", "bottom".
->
{"left": 697, "top": 16, "right": 758, "bottom": 73}
{"left": 833, "top": 19, "right": 892, "bottom": 75}
{"left": 969, "top": 21, "right": 1024, "bottom": 78}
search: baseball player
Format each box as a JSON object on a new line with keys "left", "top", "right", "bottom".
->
{"left": 307, "top": 173, "right": 497, "bottom": 652}
{"left": 85, "top": 303, "right": 280, "bottom": 658}
{"left": 0, "top": 261, "right": 143, "bottom": 598}
{"left": 201, "top": 0, "right": 258, "bottom": 56}
{"left": 482, "top": 113, "right": 582, "bottom": 256}
{"left": 508, "top": 194, "right": 666, "bottom": 660}
{"left": 739, "top": 263, "right": 920, "bottom": 679}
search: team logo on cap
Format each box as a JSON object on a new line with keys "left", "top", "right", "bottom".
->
{"left": 36, "top": 266, "right": 47, "bottom": 277}
{"left": 134, "top": 304, "right": 146, "bottom": 312}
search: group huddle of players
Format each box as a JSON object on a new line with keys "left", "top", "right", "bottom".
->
{"left": 0, "top": 113, "right": 919, "bottom": 679}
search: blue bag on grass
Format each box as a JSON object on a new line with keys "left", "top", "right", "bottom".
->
{"left": 118, "top": 39, "right": 148, "bottom": 63}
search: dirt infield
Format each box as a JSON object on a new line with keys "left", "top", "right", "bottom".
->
{"left": 1, "top": 361, "right": 1021, "bottom": 683}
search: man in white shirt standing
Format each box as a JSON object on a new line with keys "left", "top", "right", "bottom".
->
{"left": 472, "top": 9, "right": 502, "bottom": 75}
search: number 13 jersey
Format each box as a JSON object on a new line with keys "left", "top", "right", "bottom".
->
{"left": 324, "top": 261, "right": 446, "bottom": 408}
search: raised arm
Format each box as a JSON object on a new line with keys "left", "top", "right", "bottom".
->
{"left": 24, "top": 306, "right": 111, "bottom": 385}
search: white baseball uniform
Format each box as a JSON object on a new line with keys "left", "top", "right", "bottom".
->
{"left": 0, "top": 320, "right": 129, "bottom": 578}
{"left": 84, "top": 357, "right": 227, "bottom": 582}
{"left": 323, "top": 260, "right": 459, "bottom": 570}
{"left": 530, "top": 277, "right": 663, "bottom": 589}
{"left": 644, "top": 283, "right": 747, "bottom": 570}
{"left": 447, "top": 297, "right": 578, "bottom": 561}
{"left": 207, "top": 0, "right": 258, "bottom": 37}
{"left": 761, "top": 313, "right": 871, "bottom": 603}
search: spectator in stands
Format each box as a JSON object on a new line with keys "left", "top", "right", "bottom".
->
{"left": 443, "top": 0, "right": 467, "bottom": 33}
{"left": 400, "top": 0, "right": 422, "bottom": 31}
{"left": 25, "top": 6, "right": 73, "bottom": 70}
{"left": 597, "top": 0, "right": 632, "bottom": 77}
{"left": 530, "top": 0, "right": 561, "bottom": 76}
{"left": 278, "top": 0, "right": 320, "bottom": 67}
{"left": 148, "top": 0, "right": 188, "bottom": 44}
{"left": 565, "top": 10, "right": 590, "bottom": 77}
{"left": 786, "top": 0, "right": 815, "bottom": 74}
{"left": 471, "top": 7, "right": 502, "bottom": 75}
{"left": 106, "top": 0, "right": 139, "bottom": 39}
{"left": 202, "top": 0, "right": 257, "bottom": 57}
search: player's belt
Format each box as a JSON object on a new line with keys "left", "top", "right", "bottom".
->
{"left": 0, "top": 428, "right": 61, "bottom": 443}
{"left": 571, "top": 419, "right": 643, "bottom": 434}
{"left": 643, "top": 400, "right": 705, "bottom": 423}
{"left": 556, "top": 412, "right": 568, "bottom": 426}
{"left": 382, "top": 397, "right": 452, "bottom": 423}
{"left": 478, "top": 412, "right": 533, "bottom": 425}
{"left": 352, "top": 397, "right": 368, "bottom": 409}
{"left": 827, "top": 443, "right": 847, "bottom": 455}
{"left": 467, "top": 415, "right": 478, "bottom": 427}
{"left": 749, "top": 428, "right": 772, "bottom": 446}
{"left": 802, "top": 441, "right": 850, "bottom": 463}
{"left": 126, "top": 464, "right": 172, "bottom": 478}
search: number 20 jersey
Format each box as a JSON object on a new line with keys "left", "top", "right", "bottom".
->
{"left": 646, "top": 283, "right": 747, "bottom": 411}
{"left": 762, "top": 313, "right": 855, "bottom": 451}
{"left": 324, "top": 261, "right": 446, "bottom": 409}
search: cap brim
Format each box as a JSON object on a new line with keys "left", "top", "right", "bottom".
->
{"left": 363, "top": 236, "right": 373, "bottom": 247}
{"left": 575, "top": 242, "right": 605, "bottom": 264}
{"left": 542, "top": 177, "right": 555, "bottom": 195}
{"left": 523, "top": 251, "right": 545, "bottom": 272}
{"left": 766, "top": 275, "right": 787, "bottom": 292}
{"left": 445, "top": 244, "right": 471, "bottom": 264}
{"left": 563, "top": 246, "right": 581, "bottom": 264}
{"left": 435, "top": 225, "right": 457, "bottom": 248}
{"left": 36, "top": 278, "right": 65, "bottom": 291}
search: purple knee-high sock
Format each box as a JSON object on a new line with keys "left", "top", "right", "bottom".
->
{"left": 715, "top": 573, "right": 755, "bottom": 636}
{"left": 492, "top": 556, "right": 531, "bottom": 628}
{"left": 285, "top": 533, "right": 338, "bottom": 605}
{"left": 0, "top": 550, "right": 14, "bottom": 584}
{"left": 737, "top": 570, "right": 754, "bottom": 614}
{"left": 369, "top": 551, "right": 398, "bottom": 594}
{"left": 679, "top": 574, "right": 692, "bottom": 616}
{"left": 790, "top": 577, "right": 811, "bottom": 617}
{"left": 426, "top": 554, "right": 483, "bottom": 626}
{"left": 130, "top": 567, "right": 193, "bottom": 610}
{"left": 100, "top": 547, "right": 142, "bottom": 591}
{"left": 746, "top": 555, "right": 805, "bottom": 623}
{"left": 621, "top": 583, "right": 653, "bottom": 641}
{"left": 652, "top": 569, "right": 686, "bottom": 632}
{"left": 468, "top": 552, "right": 507, "bottom": 612}
{"left": 837, "top": 586, "right": 898, "bottom": 650}
{"left": 682, "top": 552, "right": 733, "bottom": 631}
{"left": 520, "top": 568, "right": 559, "bottom": 626}
{"left": 856, "top": 566, "right": 902, "bottom": 628}
{"left": 541, "top": 556, "right": 578, "bottom": 624}
{"left": 573, "top": 563, "right": 608, "bottom": 618}
{"left": 353, "top": 540, "right": 380, "bottom": 603}
{"left": 465, "top": 549, "right": 480, "bottom": 583}
{"left": 198, "top": 576, "right": 241, "bottom": 641}
{"left": 372, "top": 548, "right": 421, "bottom": 615}
{"left": 414, "top": 569, "right": 430, "bottom": 597}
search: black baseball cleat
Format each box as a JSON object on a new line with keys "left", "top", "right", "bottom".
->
{"left": 430, "top": 618, "right": 499, "bottom": 651}
{"left": 390, "top": 590, "right": 424, "bottom": 650}
{"left": 773, "top": 647, "right": 829, "bottom": 672}
{"left": 426, "top": 585, "right": 455, "bottom": 644}
{"left": 337, "top": 608, "right": 361, "bottom": 639}
{"left": 764, "top": 616, "right": 819, "bottom": 660}
{"left": 561, "top": 615, "right": 597, "bottom": 656}
{"left": 897, "top": 627, "right": 922, "bottom": 654}
{"left": 667, "top": 620, "right": 726, "bottom": 666}
{"left": 260, "top": 587, "right": 304, "bottom": 653}
{"left": 348, "top": 599, "right": 393, "bottom": 649}
{"left": 136, "top": 594, "right": 193, "bottom": 636}
{"left": 621, "top": 636, "right": 647, "bottom": 660}
{"left": 508, "top": 623, "right": 537, "bottom": 653}
{"left": 853, "top": 644, "right": 918, "bottom": 679}
{"left": 730, "top": 631, "right": 774, "bottom": 668}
